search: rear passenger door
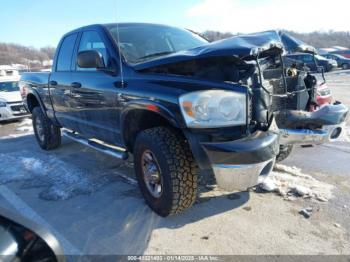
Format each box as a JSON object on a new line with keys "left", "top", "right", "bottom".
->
{"left": 49, "top": 33, "right": 79, "bottom": 129}
{"left": 70, "top": 30, "right": 122, "bottom": 145}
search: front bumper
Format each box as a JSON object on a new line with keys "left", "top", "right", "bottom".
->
{"left": 276, "top": 103, "right": 348, "bottom": 145}
{"left": 186, "top": 120, "right": 280, "bottom": 191}
{"left": 212, "top": 159, "right": 275, "bottom": 191}
{"left": 0, "top": 102, "right": 29, "bottom": 121}
{"left": 280, "top": 124, "right": 345, "bottom": 145}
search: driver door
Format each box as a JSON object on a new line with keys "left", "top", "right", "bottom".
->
{"left": 70, "top": 30, "right": 123, "bottom": 145}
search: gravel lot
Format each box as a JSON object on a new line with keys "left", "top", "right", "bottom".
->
{"left": 0, "top": 71, "right": 349, "bottom": 256}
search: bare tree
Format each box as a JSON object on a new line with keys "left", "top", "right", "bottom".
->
{"left": 0, "top": 43, "right": 56, "bottom": 65}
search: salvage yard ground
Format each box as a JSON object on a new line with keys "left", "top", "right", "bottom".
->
{"left": 0, "top": 70, "right": 349, "bottom": 256}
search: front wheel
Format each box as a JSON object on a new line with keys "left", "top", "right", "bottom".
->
{"left": 276, "top": 144, "right": 294, "bottom": 163}
{"left": 133, "top": 127, "right": 198, "bottom": 217}
{"left": 32, "top": 107, "right": 61, "bottom": 150}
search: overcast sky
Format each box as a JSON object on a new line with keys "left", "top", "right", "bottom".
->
{"left": 1, "top": 0, "right": 348, "bottom": 48}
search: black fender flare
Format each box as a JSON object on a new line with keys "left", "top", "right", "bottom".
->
{"left": 26, "top": 89, "right": 48, "bottom": 117}
{"left": 120, "top": 99, "right": 185, "bottom": 145}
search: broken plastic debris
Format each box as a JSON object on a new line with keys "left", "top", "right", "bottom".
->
{"left": 299, "top": 208, "right": 312, "bottom": 218}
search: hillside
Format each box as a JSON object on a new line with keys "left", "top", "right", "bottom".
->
{"left": 202, "top": 30, "right": 350, "bottom": 48}
{"left": 0, "top": 43, "right": 55, "bottom": 66}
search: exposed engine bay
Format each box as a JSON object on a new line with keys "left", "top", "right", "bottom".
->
{"left": 139, "top": 49, "right": 348, "bottom": 150}
{"left": 133, "top": 30, "right": 348, "bottom": 163}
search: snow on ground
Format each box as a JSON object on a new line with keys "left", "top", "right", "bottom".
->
{"left": 15, "top": 118, "right": 33, "bottom": 132}
{"left": 258, "top": 164, "right": 334, "bottom": 202}
{"left": 0, "top": 150, "right": 125, "bottom": 201}
{"left": 347, "top": 125, "right": 350, "bottom": 141}
{"left": 0, "top": 118, "right": 33, "bottom": 140}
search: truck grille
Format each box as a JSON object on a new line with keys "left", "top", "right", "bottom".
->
{"left": 270, "top": 76, "right": 309, "bottom": 112}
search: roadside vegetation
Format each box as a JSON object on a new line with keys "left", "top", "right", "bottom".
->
{"left": 203, "top": 30, "right": 350, "bottom": 48}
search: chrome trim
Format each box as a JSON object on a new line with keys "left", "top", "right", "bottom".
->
{"left": 212, "top": 158, "right": 275, "bottom": 191}
{"left": 62, "top": 130, "right": 128, "bottom": 160}
{"left": 279, "top": 124, "right": 344, "bottom": 145}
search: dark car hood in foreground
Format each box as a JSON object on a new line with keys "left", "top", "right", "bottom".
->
{"left": 133, "top": 31, "right": 284, "bottom": 71}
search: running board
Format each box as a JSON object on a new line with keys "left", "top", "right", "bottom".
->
{"left": 62, "top": 130, "right": 128, "bottom": 160}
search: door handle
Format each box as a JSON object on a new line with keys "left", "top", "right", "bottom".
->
{"left": 49, "top": 80, "right": 57, "bottom": 86}
{"left": 71, "top": 82, "right": 82, "bottom": 88}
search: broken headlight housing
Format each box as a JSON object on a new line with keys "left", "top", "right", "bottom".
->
{"left": 179, "top": 90, "right": 246, "bottom": 128}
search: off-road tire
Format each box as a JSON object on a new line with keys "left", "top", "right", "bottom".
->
{"left": 32, "top": 106, "right": 61, "bottom": 150}
{"left": 276, "top": 144, "right": 294, "bottom": 163}
{"left": 134, "top": 127, "right": 198, "bottom": 217}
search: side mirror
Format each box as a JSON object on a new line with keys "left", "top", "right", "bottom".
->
{"left": 77, "top": 50, "right": 105, "bottom": 69}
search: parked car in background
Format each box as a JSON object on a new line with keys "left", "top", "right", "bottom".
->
{"left": 285, "top": 53, "right": 337, "bottom": 72}
{"left": 330, "top": 49, "right": 350, "bottom": 59}
{"left": 323, "top": 53, "right": 350, "bottom": 70}
{"left": 0, "top": 66, "right": 29, "bottom": 121}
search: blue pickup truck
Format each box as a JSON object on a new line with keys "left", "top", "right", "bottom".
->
{"left": 20, "top": 24, "right": 348, "bottom": 216}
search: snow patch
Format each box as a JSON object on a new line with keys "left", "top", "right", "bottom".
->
{"left": 22, "top": 158, "right": 44, "bottom": 173}
{"left": 257, "top": 164, "right": 334, "bottom": 201}
{"left": 18, "top": 118, "right": 32, "bottom": 127}
{"left": 0, "top": 151, "right": 129, "bottom": 201}
{"left": 15, "top": 118, "right": 33, "bottom": 132}
{"left": 337, "top": 124, "right": 350, "bottom": 143}
{"left": 16, "top": 125, "right": 33, "bottom": 132}
{"left": 0, "top": 118, "right": 34, "bottom": 140}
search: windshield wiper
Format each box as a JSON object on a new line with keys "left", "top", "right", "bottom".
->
{"left": 138, "top": 51, "right": 175, "bottom": 60}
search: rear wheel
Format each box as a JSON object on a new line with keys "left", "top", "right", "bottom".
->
{"left": 133, "top": 127, "right": 198, "bottom": 217}
{"left": 276, "top": 144, "right": 294, "bottom": 163}
{"left": 342, "top": 63, "right": 349, "bottom": 70}
{"left": 32, "top": 107, "right": 61, "bottom": 150}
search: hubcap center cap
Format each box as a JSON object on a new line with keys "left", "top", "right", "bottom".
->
{"left": 141, "top": 150, "right": 162, "bottom": 198}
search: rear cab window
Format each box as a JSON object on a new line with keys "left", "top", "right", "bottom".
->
{"left": 56, "top": 33, "right": 78, "bottom": 71}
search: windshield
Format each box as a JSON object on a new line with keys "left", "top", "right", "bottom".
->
{"left": 0, "top": 81, "right": 19, "bottom": 92}
{"left": 315, "top": 55, "right": 327, "bottom": 60}
{"left": 106, "top": 24, "right": 208, "bottom": 63}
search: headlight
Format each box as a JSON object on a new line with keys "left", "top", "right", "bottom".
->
{"left": 179, "top": 90, "right": 246, "bottom": 128}
{"left": 0, "top": 99, "right": 7, "bottom": 107}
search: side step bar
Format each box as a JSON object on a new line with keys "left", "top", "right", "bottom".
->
{"left": 62, "top": 130, "right": 128, "bottom": 160}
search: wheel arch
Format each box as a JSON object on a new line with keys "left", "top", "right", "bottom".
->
{"left": 26, "top": 91, "right": 47, "bottom": 116}
{"left": 120, "top": 100, "right": 185, "bottom": 153}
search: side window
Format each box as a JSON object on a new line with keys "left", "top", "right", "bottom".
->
{"left": 77, "top": 31, "right": 107, "bottom": 71}
{"left": 304, "top": 55, "right": 313, "bottom": 62}
{"left": 56, "top": 34, "right": 78, "bottom": 71}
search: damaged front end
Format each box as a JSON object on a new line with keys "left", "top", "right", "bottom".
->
{"left": 131, "top": 30, "right": 348, "bottom": 190}
{"left": 132, "top": 32, "right": 285, "bottom": 190}
{"left": 264, "top": 31, "right": 349, "bottom": 147}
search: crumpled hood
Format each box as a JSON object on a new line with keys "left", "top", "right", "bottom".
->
{"left": 133, "top": 31, "right": 284, "bottom": 71}
{"left": 0, "top": 91, "right": 22, "bottom": 103}
{"left": 277, "top": 30, "right": 317, "bottom": 54}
